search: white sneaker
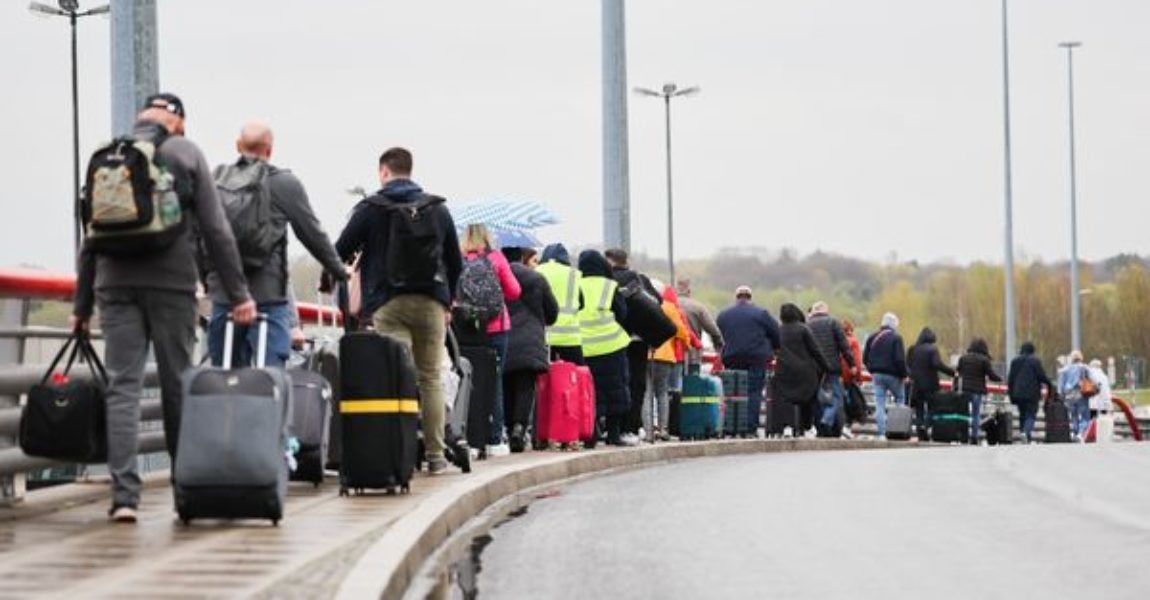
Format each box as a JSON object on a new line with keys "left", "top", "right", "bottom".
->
{"left": 782, "top": 426, "right": 794, "bottom": 439}
{"left": 840, "top": 428, "right": 854, "bottom": 440}
{"left": 803, "top": 427, "right": 817, "bottom": 439}
{"left": 624, "top": 433, "right": 643, "bottom": 447}
{"left": 877, "top": 435, "right": 887, "bottom": 441}
{"left": 486, "top": 443, "right": 511, "bottom": 457}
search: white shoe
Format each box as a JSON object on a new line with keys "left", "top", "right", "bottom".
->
{"left": 803, "top": 427, "right": 817, "bottom": 439}
{"left": 619, "top": 433, "right": 641, "bottom": 447}
{"left": 782, "top": 426, "right": 794, "bottom": 439}
{"left": 877, "top": 435, "right": 887, "bottom": 441}
{"left": 486, "top": 443, "right": 511, "bottom": 457}
{"left": 840, "top": 428, "right": 854, "bottom": 440}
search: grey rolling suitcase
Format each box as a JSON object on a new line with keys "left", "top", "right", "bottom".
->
{"left": 287, "top": 364, "right": 331, "bottom": 486}
{"left": 175, "top": 315, "right": 291, "bottom": 525}
{"left": 885, "top": 404, "right": 915, "bottom": 440}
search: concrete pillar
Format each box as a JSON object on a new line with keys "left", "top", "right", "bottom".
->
{"left": 0, "top": 299, "right": 29, "bottom": 503}
{"left": 110, "top": 0, "right": 158, "bottom": 136}
{"left": 601, "top": 0, "right": 631, "bottom": 251}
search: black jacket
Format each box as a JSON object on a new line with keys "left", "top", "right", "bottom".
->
{"left": 1008, "top": 347, "right": 1054, "bottom": 403}
{"left": 863, "top": 326, "right": 907, "bottom": 378}
{"left": 807, "top": 313, "right": 854, "bottom": 375}
{"left": 774, "top": 322, "right": 831, "bottom": 403}
{"left": 956, "top": 352, "right": 1002, "bottom": 395}
{"left": 504, "top": 262, "right": 559, "bottom": 374}
{"left": 906, "top": 328, "right": 955, "bottom": 394}
{"left": 334, "top": 179, "right": 463, "bottom": 314}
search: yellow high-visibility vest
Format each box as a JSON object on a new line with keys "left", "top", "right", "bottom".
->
{"left": 538, "top": 261, "right": 582, "bottom": 348}
{"left": 578, "top": 276, "right": 630, "bottom": 358}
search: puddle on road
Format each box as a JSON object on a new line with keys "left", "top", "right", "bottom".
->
{"left": 419, "top": 496, "right": 547, "bottom": 599}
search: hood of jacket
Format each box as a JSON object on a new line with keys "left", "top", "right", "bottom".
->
{"left": 541, "top": 243, "right": 571, "bottom": 266}
{"left": 1020, "top": 341, "right": 1037, "bottom": 356}
{"left": 916, "top": 327, "right": 937, "bottom": 346}
{"left": 378, "top": 178, "right": 423, "bottom": 202}
{"left": 661, "top": 285, "right": 679, "bottom": 305}
{"left": 577, "top": 250, "right": 612, "bottom": 277}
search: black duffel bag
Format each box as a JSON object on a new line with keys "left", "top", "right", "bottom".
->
{"left": 20, "top": 330, "right": 109, "bottom": 463}
{"left": 617, "top": 281, "right": 676, "bottom": 348}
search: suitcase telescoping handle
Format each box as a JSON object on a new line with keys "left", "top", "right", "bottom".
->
{"left": 222, "top": 313, "right": 270, "bottom": 368}
{"left": 446, "top": 327, "right": 464, "bottom": 375}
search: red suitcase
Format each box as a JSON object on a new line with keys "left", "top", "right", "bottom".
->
{"left": 536, "top": 361, "right": 582, "bottom": 445}
{"left": 575, "top": 366, "right": 596, "bottom": 444}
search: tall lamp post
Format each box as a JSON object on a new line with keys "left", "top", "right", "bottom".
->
{"left": 634, "top": 82, "right": 699, "bottom": 286}
{"left": 999, "top": 0, "right": 1018, "bottom": 365}
{"left": 1059, "top": 41, "right": 1083, "bottom": 353}
{"left": 29, "top": 0, "right": 111, "bottom": 253}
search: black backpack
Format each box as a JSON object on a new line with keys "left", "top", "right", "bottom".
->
{"left": 81, "top": 133, "right": 186, "bottom": 255}
{"left": 369, "top": 194, "right": 446, "bottom": 292}
{"left": 455, "top": 253, "right": 506, "bottom": 326}
{"left": 214, "top": 159, "right": 281, "bottom": 269}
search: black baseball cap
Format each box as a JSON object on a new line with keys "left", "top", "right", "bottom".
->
{"left": 143, "top": 92, "right": 186, "bottom": 119}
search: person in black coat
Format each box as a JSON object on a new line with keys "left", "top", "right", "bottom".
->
{"left": 501, "top": 247, "right": 559, "bottom": 453}
{"left": 906, "top": 327, "right": 956, "bottom": 437}
{"left": 577, "top": 250, "right": 631, "bottom": 446}
{"left": 1008, "top": 341, "right": 1056, "bottom": 443}
{"left": 955, "top": 338, "right": 1002, "bottom": 444}
{"left": 773, "top": 303, "right": 831, "bottom": 435}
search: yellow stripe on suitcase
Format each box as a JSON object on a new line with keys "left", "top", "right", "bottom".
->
{"left": 340, "top": 399, "right": 420, "bottom": 414}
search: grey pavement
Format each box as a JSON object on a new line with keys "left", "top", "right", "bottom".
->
{"left": 475, "top": 445, "right": 1150, "bottom": 600}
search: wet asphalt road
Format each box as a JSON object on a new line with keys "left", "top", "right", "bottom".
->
{"left": 473, "top": 445, "right": 1150, "bottom": 600}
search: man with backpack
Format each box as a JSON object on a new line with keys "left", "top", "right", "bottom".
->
{"left": 206, "top": 121, "right": 348, "bottom": 367}
{"left": 335, "top": 147, "right": 463, "bottom": 474}
{"left": 71, "top": 93, "right": 255, "bottom": 523}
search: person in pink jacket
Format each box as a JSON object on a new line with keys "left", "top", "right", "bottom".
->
{"left": 460, "top": 224, "right": 522, "bottom": 454}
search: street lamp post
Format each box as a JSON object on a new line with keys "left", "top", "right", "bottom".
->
{"left": 1000, "top": 0, "right": 1018, "bottom": 365}
{"left": 28, "top": 0, "right": 111, "bottom": 253}
{"left": 634, "top": 82, "right": 699, "bottom": 286}
{"left": 1060, "top": 41, "right": 1083, "bottom": 353}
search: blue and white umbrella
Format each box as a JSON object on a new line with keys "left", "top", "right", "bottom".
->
{"left": 452, "top": 199, "right": 558, "bottom": 249}
{"left": 451, "top": 199, "right": 559, "bottom": 231}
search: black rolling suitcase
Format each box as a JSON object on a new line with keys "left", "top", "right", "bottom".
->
{"left": 929, "top": 391, "right": 970, "bottom": 443}
{"left": 287, "top": 365, "right": 331, "bottom": 486}
{"left": 175, "top": 316, "right": 290, "bottom": 525}
{"left": 982, "top": 406, "right": 1014, "bottom": 445}
{"left": 338, "top": 331, "right": 420, "bottom": 495}
{"left": 460, "top": 344, "right": 498, "bottom": 457}
{"left": 1044, "top": 401, "right": 1072, "bottom": 443}
{"left": 667, "top": 391, "right": 683, "bottom": 437}
{"left": 766, "top": 399, "right": 799, "bottom": 437}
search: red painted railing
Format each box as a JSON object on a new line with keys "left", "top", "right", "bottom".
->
{"left": 0, "top": 267, "right": 341, "bottom": 325}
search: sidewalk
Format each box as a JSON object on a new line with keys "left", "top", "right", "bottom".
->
{"left": 0, "top": 438, "right": 907, "bottom": 599}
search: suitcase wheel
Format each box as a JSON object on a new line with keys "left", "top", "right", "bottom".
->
{"left": 271, "top": 519, "right": 280, "bottom": 527}
{"left": 339, "top": 486, "right": 349, "bottom": 497}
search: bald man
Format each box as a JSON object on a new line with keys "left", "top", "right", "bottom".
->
{"left": 73, "top": 93, "right": 255, "bottom": 523}
{"left": 205, "top": 120, "right": 348, "bottom": 369}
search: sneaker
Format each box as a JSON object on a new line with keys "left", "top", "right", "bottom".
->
{"left": 427, "top": 457, "right": 448, "bottom": 475}
{"left": 782, "top": 426, "right": 794, "bottom": 439}
{"left": 840, "top": 428, "right": 854, "bottom": 440}
{"left": 803, "top": 427, "right": 817, "bottom": 439}
{"left": 618, "top": 433, "right": 640, "bottom": 447}
{"left": 109, "top": 505, "right": 137, "bottom": 524}
{"left": 486, "top": 443, "right": 511, "bottom": 457}
{"left": 508, "top": 424, "right": 527, "bottom": 453}
{"left": 877, "top": 435, "right": 887, "bottom": 441}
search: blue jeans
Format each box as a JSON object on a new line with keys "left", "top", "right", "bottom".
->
{"left": 872, "top": 373, "right": 906, "bottom": 437}
{"left": 667, "top": 362, "right": 684, "bottom": 392}
{"left": 819, "top": 378, "right": 846, "bottom": 429}
{"left": 969, "top": 394, "right": 985, "bottom": 443}
{"left": 1071, "top": 397, "right": 1090, "bottom": 435}
{"left": 745, "top": 366, "right": 767, "bottom": 436}
{"left": 487, "top": 332, "right": 509, "bottom": 444}
{"left": 208, "top": 302, "right": 292, "bottom": 368}
{"left": 1017, "top": 399, "right": 1038, "bottom": 440}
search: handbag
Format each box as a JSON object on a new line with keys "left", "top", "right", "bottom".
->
{"left": 817, "top": 378, "right": 834, "bottom": 406}
{"left": 845, "top": 382, "right": 867, "bottom": 421}
{"left": 19, "top": 331, "right": 109, "bottom": 463}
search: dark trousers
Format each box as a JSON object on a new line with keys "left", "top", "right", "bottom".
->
{"left": 912, "top": 389, "right": 933, "bottom": 434}
{"left": 551, "top": 345, "right": 585, "bottom": 365}
{"left": 798, "top": 395, "right": 817, "bottom": 431}
{"left": 624, "top": 341, "right": 649, "bottom": 434}
{"left": 502, "top": 370, "right": 537, "bottom": 433}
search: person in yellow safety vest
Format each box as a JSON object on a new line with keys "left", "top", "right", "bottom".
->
{"left": 537, "top": 243, "right": 586, "bottom": 365}
{"left": 576, "top": 249, "right": 634, "bottom": 446}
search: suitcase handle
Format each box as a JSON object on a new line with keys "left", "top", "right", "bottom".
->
{"left": 222, "top": 313, "right": 270, "bottom": 368}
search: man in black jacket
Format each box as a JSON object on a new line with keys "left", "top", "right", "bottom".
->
{"left": 502, "top": 247, "right": 559, "bottom": 452}
{"left": 863, "top": 312, "right": 907, "bottom": 439}
{"left": 906, "top": 327, "right": 956, "bottom": 438}
{"left": 335, "top": 147, "right": 463, "bottom": 474}
{"left": 1008, "top": 342, "right": 1056, "bottom": 443}
{"left": 605, "top": 248, "right": 659, "bottom": 445}
{"left": 807, "top": 301, "right": 857, "bottom": 437}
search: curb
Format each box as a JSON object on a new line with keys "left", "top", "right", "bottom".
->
{"left": 336, "top": 438, "right": 914, "bottom": 599}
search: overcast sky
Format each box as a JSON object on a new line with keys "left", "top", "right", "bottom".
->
{"left": 2, "top": 0, "right": 1147, "bottom": 272}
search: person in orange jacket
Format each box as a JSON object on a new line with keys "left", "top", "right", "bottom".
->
{"left": 646, "top": 285, "right": 701, "bottom": 440}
